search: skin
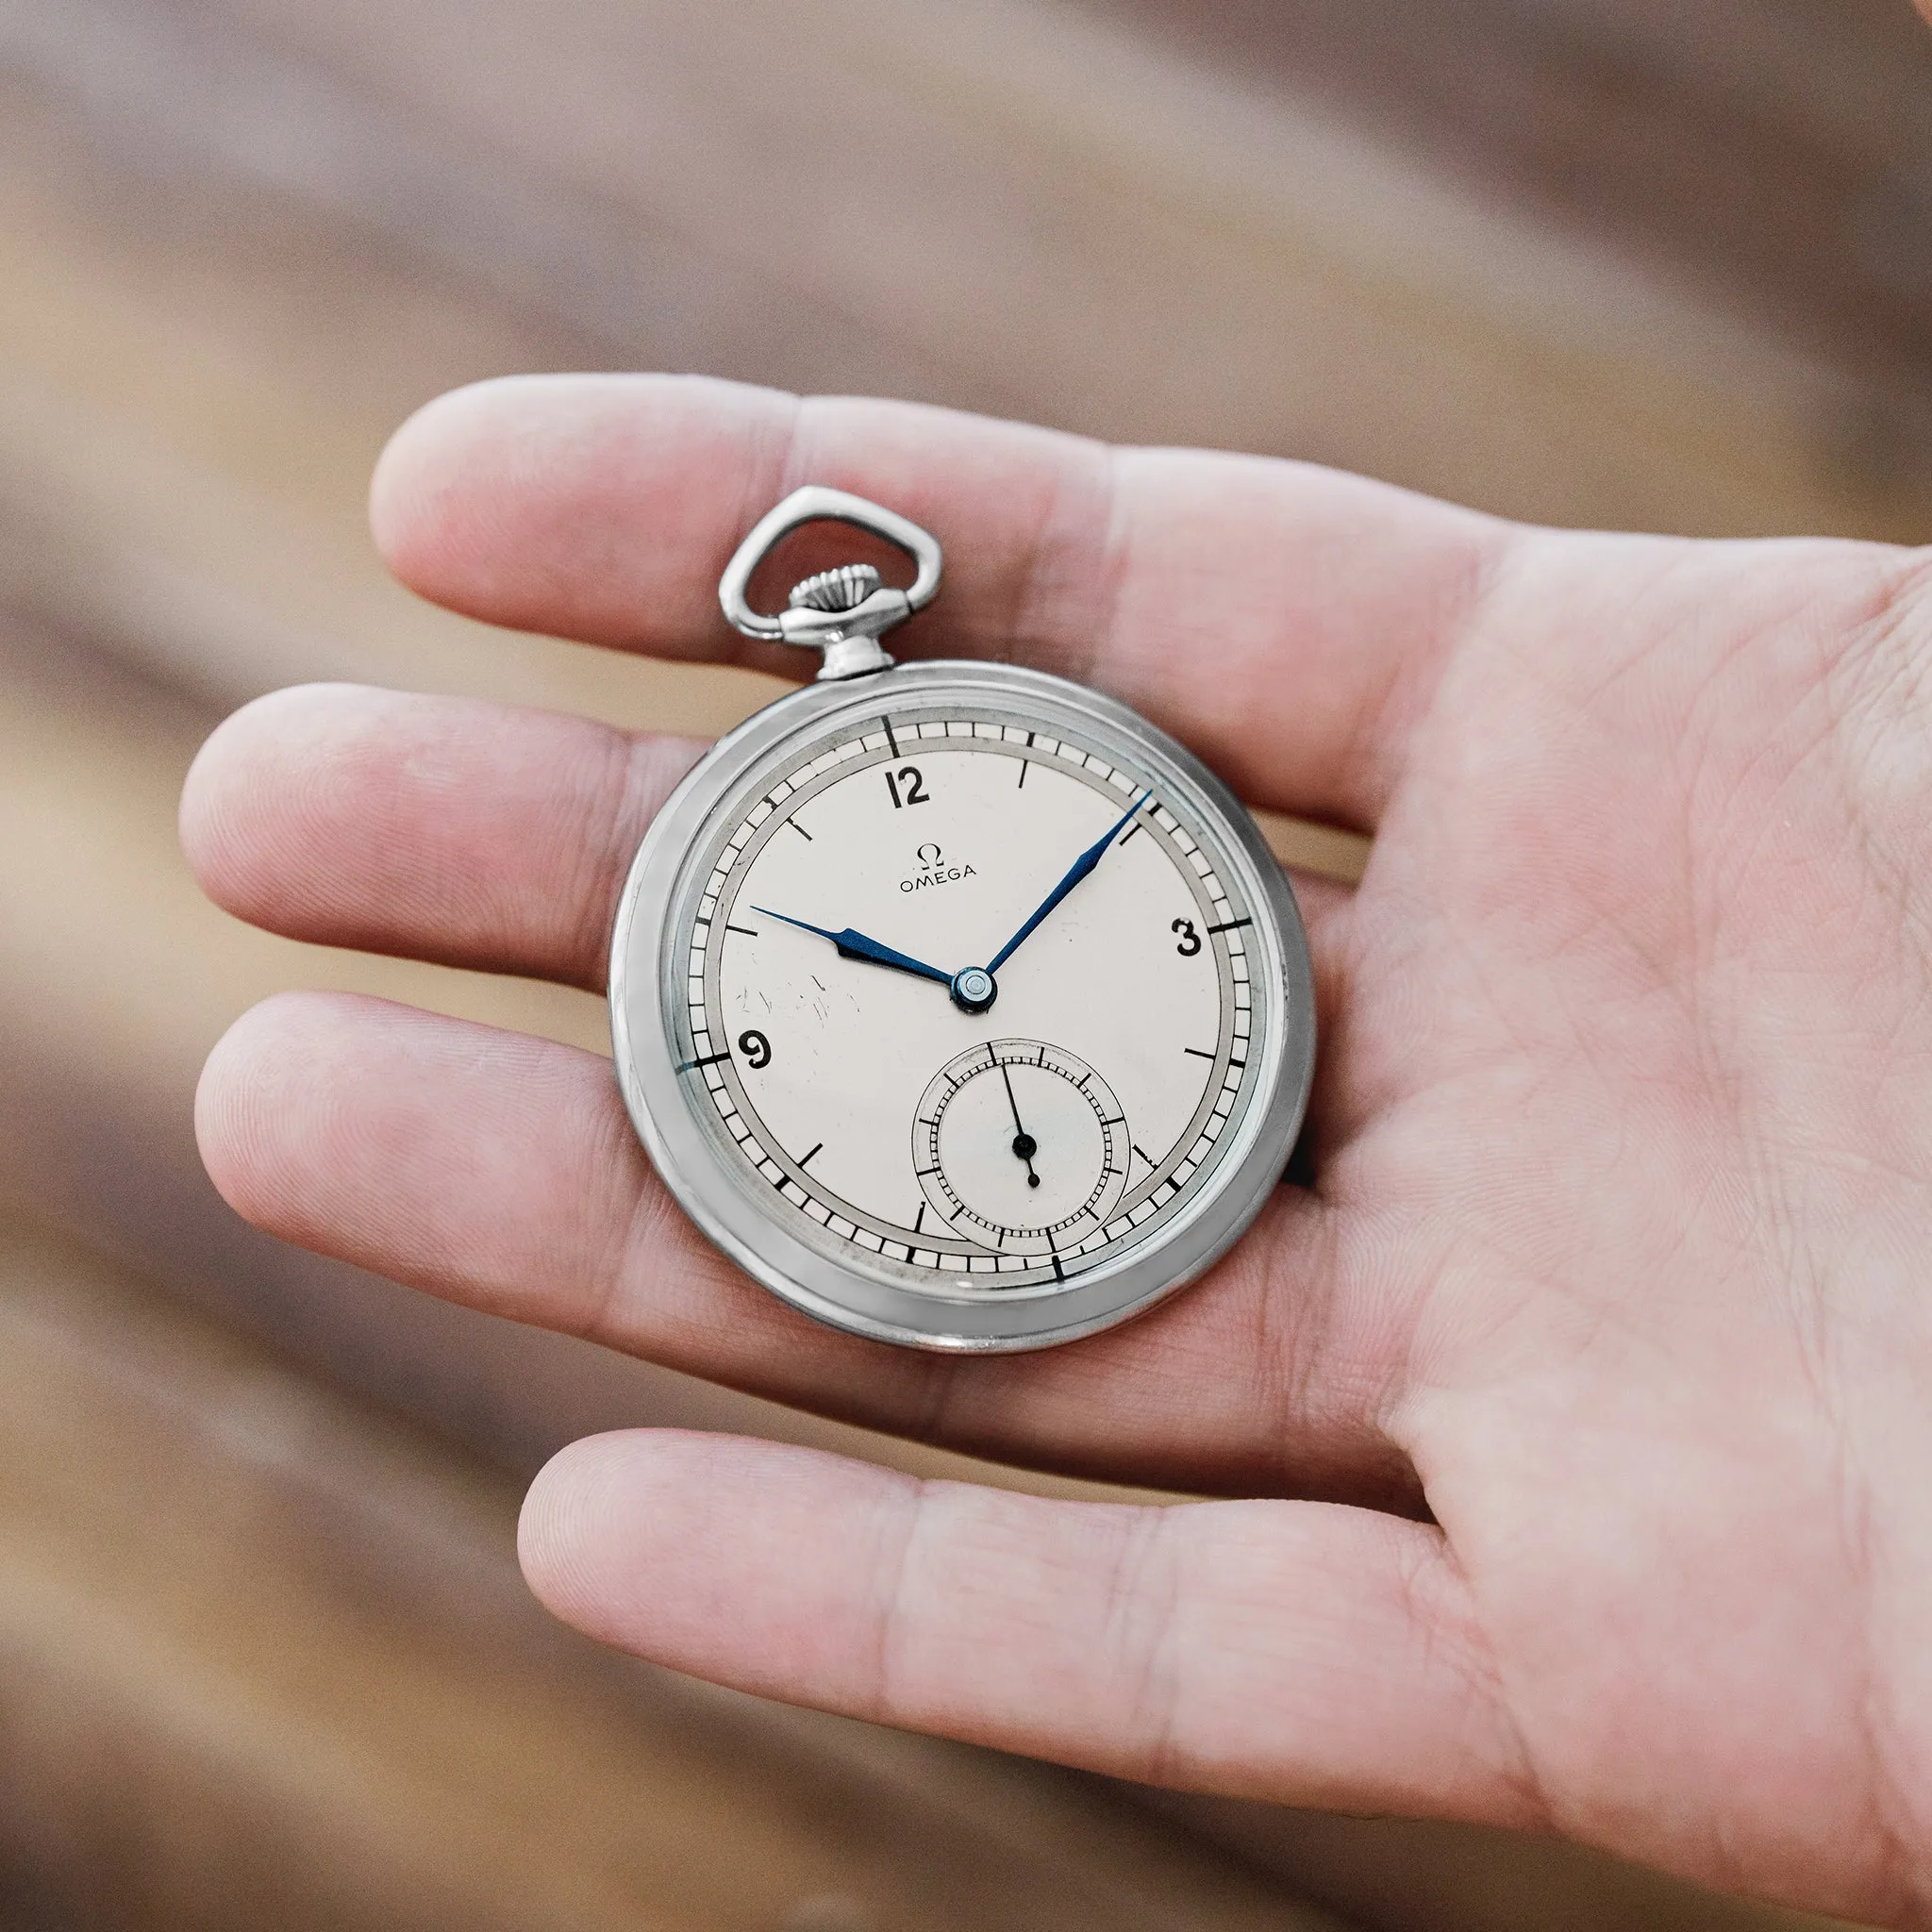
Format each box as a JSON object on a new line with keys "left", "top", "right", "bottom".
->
{"left": 181, "top": 372, "right": 1932, "bottom": 1926}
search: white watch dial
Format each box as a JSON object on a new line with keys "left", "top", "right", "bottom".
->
{"left": 668, "top": 700, "right": 1270, "bottom": 1301}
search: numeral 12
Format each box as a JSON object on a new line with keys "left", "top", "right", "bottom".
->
{"left": 885, "top": 766, "right": 929, "bottom": 808}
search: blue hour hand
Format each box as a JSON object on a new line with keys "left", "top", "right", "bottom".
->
{"left": 751, "top": 908, "right": 954, "bottom": 989}
{"left": 985, "top": 789, "right": 1152, "bottom": 976}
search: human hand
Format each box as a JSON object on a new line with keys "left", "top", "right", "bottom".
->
{"left": 181, "top": 375, "right": 1932, "bottom": 1927}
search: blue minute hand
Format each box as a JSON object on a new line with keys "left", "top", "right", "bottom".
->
{"left": 986, "top": 789, "right": 1152, "bottom": 976}
{"left": 752, "top": 908, "right": 954, "bottom": 988}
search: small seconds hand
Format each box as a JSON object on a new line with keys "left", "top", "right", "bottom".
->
{"left": 1000, "top": 1058, "right": 1041, "bottom": 1189}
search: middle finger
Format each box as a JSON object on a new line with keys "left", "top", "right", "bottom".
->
{"left": 182, "top": 681, "right": 1356, "bottom": 992}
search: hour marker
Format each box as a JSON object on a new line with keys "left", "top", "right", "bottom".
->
{"left": 676, "top": 1051, "right": 731, "bottom": 1073}
{"left": 913, "top": 1202, "right": 926, "bottom": 1235}
{"left": 1015, "top": 758, "right": 1028, "bottom": 790}
{"left": 1131, "top": 1142, "right": 1154, "bottom": 1170}
{"left": 882, "top": 717, "right": 900, "bottom": 758}
{"left": 725, "top": 923, "right": 758, "bottom": 938}
{"left": 798, "top": 1142, "right": 824, "bottom": 1168}
{"left": 1183, "top": 1046, "right": 1216, "bottom": 1060}
{"left": 1206, "top": 916, "right": 1253, "bottom": 935}
{"left": 788, "top": 819, "right": 813, "bottom": 841}
{"left": 915, "top": 1166, "right": 939, "bottom": 1178}
{"left": 1117, "top": 822, "right": 1141, "bottom": 846}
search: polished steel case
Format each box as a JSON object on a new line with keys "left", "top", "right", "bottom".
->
{"left": 608, "top": 659, "right": 1316, "bottom": 1351}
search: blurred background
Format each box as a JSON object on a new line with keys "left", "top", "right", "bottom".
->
{"left": 2, "top": 1, "right": 1928, "bottom": 1926}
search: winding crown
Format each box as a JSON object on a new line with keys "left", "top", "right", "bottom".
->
{"left": 788, "top": 563, "right": 882, "bottom": 614}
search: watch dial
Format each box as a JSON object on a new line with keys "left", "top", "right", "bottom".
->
{"left": 668, "top": 701, "right": 1274, "bottom": 1298}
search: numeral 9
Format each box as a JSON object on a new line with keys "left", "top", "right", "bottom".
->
{"left": 737, "top": 1029, "right": 772, "bottom": 1069}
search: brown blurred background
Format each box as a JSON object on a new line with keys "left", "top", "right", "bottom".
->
{"left": 2, "top": 2, "right": 1929, "bottom": 1927}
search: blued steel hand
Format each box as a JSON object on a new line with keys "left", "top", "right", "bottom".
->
{"left": 985, "top": 790, "right": 1153, "bottom": 976}
{"left": 999, "top": 1058, "right": 1041, "bottom": 1189}
{"left": 751, "top": 907, "right": 953, "bottom": 988}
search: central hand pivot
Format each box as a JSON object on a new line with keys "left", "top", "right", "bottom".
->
{"left": 950, "top": 966, "right": 997, "bottom": 1013}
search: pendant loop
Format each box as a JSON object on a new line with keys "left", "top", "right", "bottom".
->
{"left": 717, "top": 486, "right": 943, "bottom": 680}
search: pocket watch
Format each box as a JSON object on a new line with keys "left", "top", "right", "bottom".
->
{"left": 608, "top": 487, "right": 1316, "bottom": 1351}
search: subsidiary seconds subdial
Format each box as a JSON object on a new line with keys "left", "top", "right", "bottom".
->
{"left": 914, "top": 1041, "right": 1131, "bottom": 1257}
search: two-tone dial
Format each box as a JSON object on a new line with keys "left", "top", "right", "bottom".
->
{"left": 669, "top": 701, "right": 1265, "bottom": 1299}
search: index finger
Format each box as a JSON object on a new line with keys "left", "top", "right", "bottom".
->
{"left": 371, "top": 374, "right": 1510, "bottom": 832}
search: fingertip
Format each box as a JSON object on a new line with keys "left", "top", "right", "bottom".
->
{"left": 368, "top": 372, "right": 792, "bottom": 634}
{"left": 518, "top": 1430, "right": 780, "bottom": 1652}
{"left": 369, "top": 377, "right": 523, "bottom": 601}
{"left": 179, "top": 687, "right": 286, "bottom": 893}
{"left": 194, "top": 989, "right": 466, "bottom": 1255}
{"left": 517, "top": 1428, "right": 658, "bottom": 1632}
{"left": 180, "top": 684, "right": 358, "bottom": 913}
{"left": 193, "top": 989, "right": 349, "bottom": 1224}
{"left": 515, "top": 1430, "right": 908, "bottom": 1685}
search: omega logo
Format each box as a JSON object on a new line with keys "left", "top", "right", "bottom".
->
{"left": 900, "top": 841, "right": 976, "bottom": 892}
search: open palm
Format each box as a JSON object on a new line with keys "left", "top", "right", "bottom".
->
{"left": 183, "top": 375, "right": 1932, "bottom": 1927}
